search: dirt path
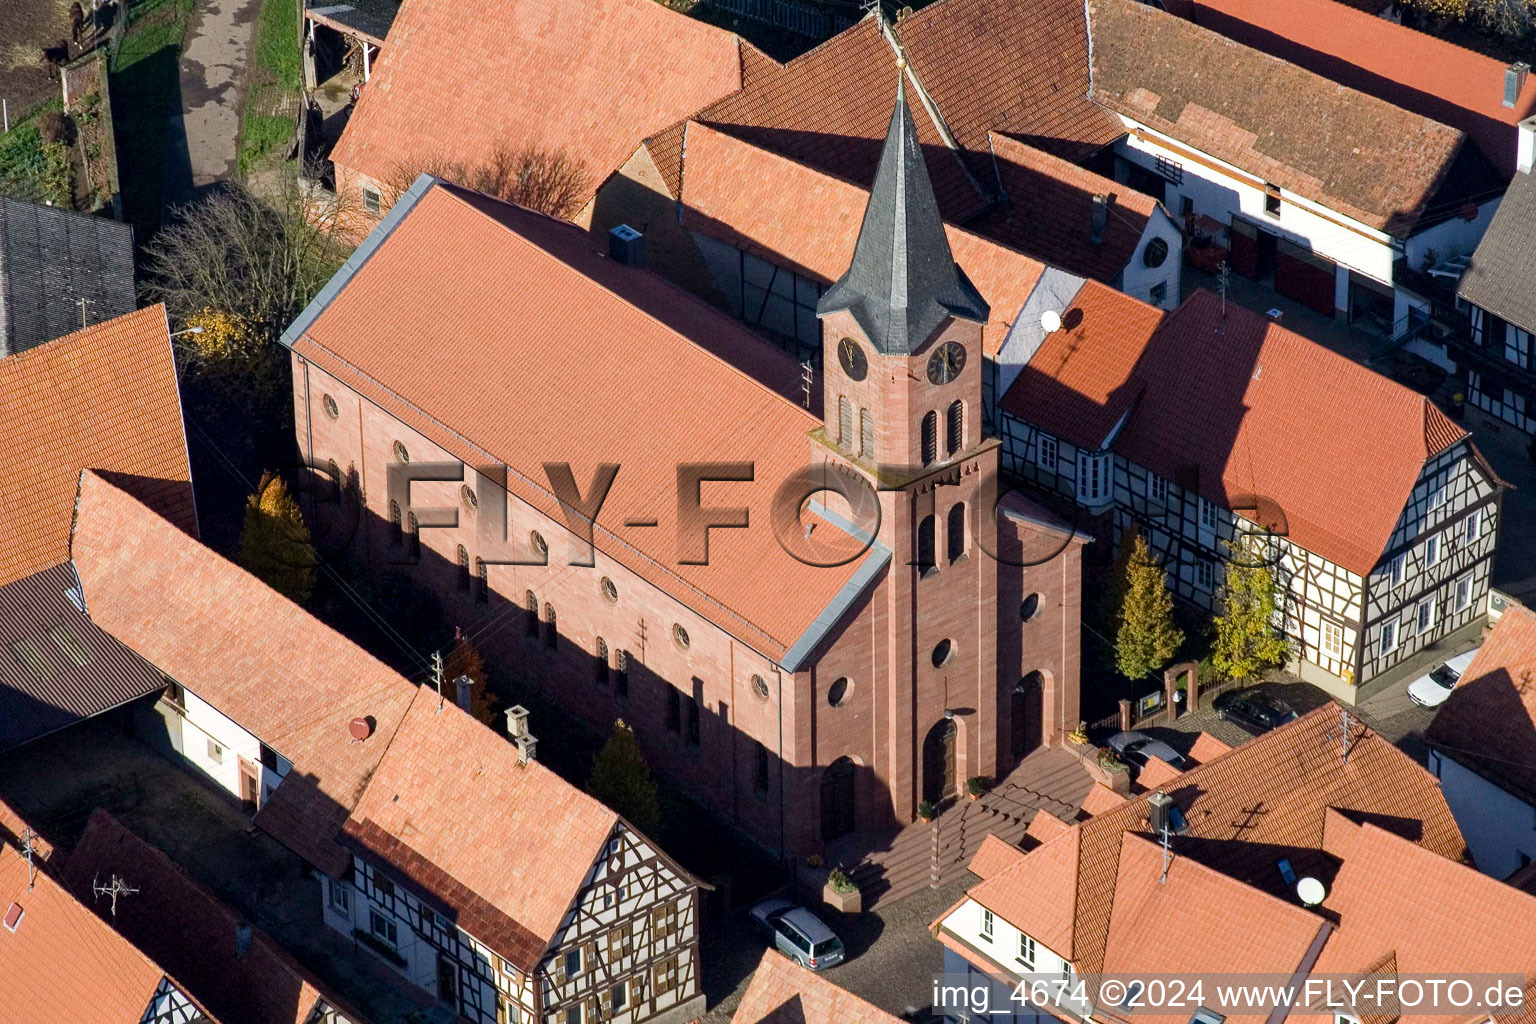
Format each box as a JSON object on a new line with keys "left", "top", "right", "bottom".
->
{"left": 161, "top": 0, "right": 261, "bottom": 206}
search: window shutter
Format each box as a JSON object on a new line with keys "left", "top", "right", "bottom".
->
{"left": 947, "top": 400, "right": 963, "bottom": 454}
{"left": 838, "top": 396, "right": 852, "bottom": 448}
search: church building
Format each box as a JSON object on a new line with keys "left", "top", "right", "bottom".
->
{"left": 277, "top": 72, "right": 1084, "bottom": 858}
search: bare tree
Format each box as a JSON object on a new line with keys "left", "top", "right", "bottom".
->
{"left": 384, "top": 141, "right": 590, "bottom": 220}
{"left": 142, "top": 169, "right": 360, "bottom": 348}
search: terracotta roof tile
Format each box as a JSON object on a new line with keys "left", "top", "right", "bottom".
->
{"left": 970, "top": 833, "right": 1028, "bottom": 879}
{"left": 1003, "top": 288, "right": 1471, "bottom": 574}
{"left": 1131, "top": 755, "right": 1182, "bottom": 791}
{"left": 0, "top": 831, "right": 205, "bottom": 1023}
{"left": 1186, "top": 731, "right": 1234, "bottom": 764}
{"left": 966, "top": 706, "right": 1465, "bottom": 979}
{"left": 0, "top": 305, "right": 194, "bottom": 586}
{"left": 60, "top": 811, "right": 365, "bottom": 1024}
{"left": 68, "top": 471, "right": 418, "bottom": 878}
{"left": 731, "top": 948, "right": 903, "bottom": 1024}
{"left": 1088, "top": 0, "right": 1490, "bottom": 234}
{"left": 678, "top": 122, "right": 1043, "bottom": 357}
{"left": 651, "top": 0, "right": 1121, "bottom": 219}
{"left": 1188, "top": 0, "right": 1536, "bottom": 171}
{"left": 289, "top": 181, "right": 876, "bottom": 659}
{"left": 331, "top": 0, "right": 745, "bottom": 210}
{"left": 1311, "top": 823, "right": 1536, "bottom": 1024}
{"left": 973, "top": 133, "right": 1159, "bottom": 283}
{"left": 1104, "top": 833, "right": 1326, "bottom": 1024}
{"left": 343, "top": 689, "right": 619, "bottom": 970}
{"left": 1426, "top": 603, "right": 1536, "bottom": 803}
{"left": 1078, "top": 783, "right": 1129, "bottom": 818}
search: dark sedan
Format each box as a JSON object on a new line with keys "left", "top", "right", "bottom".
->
{"left": 1212, "top": 689, "right": 1300, "bottom": 735}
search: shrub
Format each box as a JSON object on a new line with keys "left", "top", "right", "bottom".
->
{"left": 827, "top": 868, "right": 858, "bottom": 894}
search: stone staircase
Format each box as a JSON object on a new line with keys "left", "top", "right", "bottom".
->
{"left": 831, "top": 747, "right": 1092, "bottom": 909}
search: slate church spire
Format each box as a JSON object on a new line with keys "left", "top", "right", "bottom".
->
{"left": 817, "top": 64, "right": 988, "bottom": 355}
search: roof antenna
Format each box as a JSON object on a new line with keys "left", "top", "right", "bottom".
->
{"left": 431, "top": 648, "right": 445, "bottom": 712}
{"left": 91, "top": 874, "right": 139, "bottom": 918}
{"left": 1160, "top": 820, "right": 1173, "bottom": 884}
{"left": 76, "top": 296, "right": 93, "bottom": 330}
{"left": 1217, "top": 260, "right": 1230, "bottom": 324}
{"left": 19, "top": 828, "right": 38, "bottom": 892}
{"left": 801, "top": 360, "right": 814, "bottom": 410}
{"left": 1340, "top": 706, "right": 1352, "bottom": 765}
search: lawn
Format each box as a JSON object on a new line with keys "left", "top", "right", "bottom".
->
{"left": 237, "top": 0, "right": 301, "bottom": 174}
{"left": 0, "top": 100, "right": 72, "bottom": 206}
{"left": 109, "top": 0, "right": 195, "bottom": 239}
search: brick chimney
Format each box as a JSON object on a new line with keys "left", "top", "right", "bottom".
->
{"left": 1091, "top": 194, "right": 1109, "bottom": 245}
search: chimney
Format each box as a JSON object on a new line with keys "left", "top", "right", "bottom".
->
{"left": 455, "top": 674, "right": 474, "bottom": 713}
{"left": 608, "top": 224, "right": 643, "bottom": 267}
{"left": 1506, "top": 62, "right": 1530, "bottom": 109}
{"left": 1091, "top": 195, "right": 1109, "bottom": 245}
{"left": 1147, "top": 791, "right": 1174, "bottom": 835}
{"left": 1520, "top": 115, "right": 1536, "bottom": 175}
{"left": 515, "top": 733, "right": 538, "bottom": 764}
{"left": 504, "top": 704, "right": 531, "bottom": 739}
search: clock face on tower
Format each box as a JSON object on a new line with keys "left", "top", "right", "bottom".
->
{"left": 838, "top": 337, "right": 868, "bottom": 381}
{"left": 926, "top": 341, "right": 966, "bottom": 385}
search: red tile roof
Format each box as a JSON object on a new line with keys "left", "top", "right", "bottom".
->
{"left": 953, "top": 706, "right": 1465, "bottom": 978}
{"left": 1187, "top": 731, "right": 1234, "bottom": 764}
{"left": 287, "top": 181, "right": 878, "bottom": 660}
{"left": 1189, "top": 0, "right": 1536, "bottom": 171}
{"left": 649, "top": 0, "right": 1121, "bottom": 220}
{"left": 0, "top": 305, "right": 194, "bottom": 586}
{"left": 1002, "top": 288, "right": 1471, "bottom": 574}
{"left": 0, "top": 829, "right": 207, "bottom": 1023}
{"left": 68, "top": 470, "right": 418, "bottom": 877}
{"left": 678, "top": 122, "right": 1043, "bottom": 356}
{"left": 973, "top": 133, "right": 1160, "bottom": 283}
{"left": 1104, "top": 834, "right": 1326, "bottom": 1024}
{"left": 1089, "top": 0, "right": 1489, "bottom": 235}
{"left": 331, "top": 0, "right": 746, "bottom": 211}
{"left": 970, "top": 833, "right": 1028, "bottom": 879}
{"left": 1426, "top": 603, "right": 1536, "bottom": 803}
{"left": 60, "top": 810, "right": 365, "bottom": 1024}
{"left": 1310, "top": 822, "right": 1536, "bottom": 1024}
{"left": 342, "top": 689, "right": 620, "bottom": 971}
{"left": 731, "top": 948, "right": 903, "bottom": 1024}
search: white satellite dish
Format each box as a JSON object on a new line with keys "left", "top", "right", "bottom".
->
{"left": 1296, "top": 877, "right": 1327, "bottom": 907}
{"left": 1040, "top": 309, "right": 1063, "bottom": 334}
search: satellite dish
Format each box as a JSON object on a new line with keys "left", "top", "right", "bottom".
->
{"left": 1040, "top": 309, "right": 1063, "bottom": 334}
{"left": 1297, "top": 877, "right": 1326, "bottom": 906}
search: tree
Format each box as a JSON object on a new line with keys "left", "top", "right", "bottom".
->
{"left": 385, "top": 141, "right": 590, "bottom": 220}
{"left": 1113, "top": 529, "right": 1184, "bottom": 680}
{"left": 587, "top": 719, "right": 661, "bottom": 835}
{"left": 142, "top": 174, "right": 359, "bottom": 350}
{"left": 444, "top": 628, "right": 496, "bottom": 725}
{"left": 239, "top": 470, "right": 316, "bottom": 604}
{"left": 1210, "top": 541, "right": 1290, "bottom": 683}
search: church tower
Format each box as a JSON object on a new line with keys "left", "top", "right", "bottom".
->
{"left": 815, "top": 66, "right": 1001, "bottom": 822}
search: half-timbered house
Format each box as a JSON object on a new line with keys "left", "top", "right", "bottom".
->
{"left": 329, "top": 689, "right": 705, "bottom": 1024}
{"left": 997, "top": 283, "right": 1503, "bottom": 698}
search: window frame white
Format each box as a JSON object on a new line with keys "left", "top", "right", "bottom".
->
{"left": 1381, "top": 619, "right": 1398, "bottom": 655}
{"left": 1455, "top": 574, "right": 1473, "bottom": 613}
{"left": 1037, "top": 434, "right": 1059, "bottom": 473}
{"left": 1149, "top": 476, "right": 1170, "bottom": 504}
{"left": 980, "top": 908, "right": 995, "bottom": 941}
{"left": 1321, "top": 620, "right": 1344, "bottom": 660}
{"left": 369, "top": 908, "right": 398, "bottom": 949}
{"left": 1424, "top": 534, "right": 1441, "bottom": 567}
{"left": 1018, "top": 933, "right": 1037, "bottom": 970}
{"left": 1417, "top": 596, "right": 1437, "bottom": 635}
{"left": 1387, "top": 553, "right": 1405, "bottom": 587}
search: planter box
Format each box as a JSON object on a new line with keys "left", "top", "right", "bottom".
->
{"left": 824, "top": 883, "right": 862, "bottom": 915}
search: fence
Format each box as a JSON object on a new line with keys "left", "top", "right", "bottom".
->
{"left": 1084, "top": 673, "right": 1244, "bottom": 734}
{"left": 700, "top": 0, "right": 851, "bottom": 38}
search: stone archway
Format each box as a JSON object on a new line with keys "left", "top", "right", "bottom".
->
{"left": 820, "top": 756, "right": 856, "bottom": 841}
{"left": 921, "top": 719, "right": 957, "bottom": 805}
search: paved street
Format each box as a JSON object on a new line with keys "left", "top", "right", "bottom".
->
{"left": 163, "top": 0, "right": 263, "bottom": 204}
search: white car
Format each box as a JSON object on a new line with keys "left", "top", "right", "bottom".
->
{"left": 1406, "top": 649, "right": 1478, "bottom": 709}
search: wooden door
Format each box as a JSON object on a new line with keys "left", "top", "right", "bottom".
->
{"left": 820, "top": 757, "right": 855, "bottom": 841}
{"left": 922, "top": 719, "right": 957, "bottom": 805}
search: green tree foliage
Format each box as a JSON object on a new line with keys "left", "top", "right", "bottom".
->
{"left": 1210, "top": 541, "right": 1290, "bottom": 682}
{"left": 587, "top": 719, "right": 661, "bottom": 835}
{"left": 238, "top": 470, "right": 316, "bottom": 604}
{"left": 1113, "top": 529, "right": 1184, "bottom": 679}
{"left": 444, "top": 629, "right": 497, "bottom": 725}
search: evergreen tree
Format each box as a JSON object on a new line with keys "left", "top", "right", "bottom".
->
{"left": 444, "top": 628, "right": 496, "bottom": 725}
{"left": 1210, "top": 540, "right": 1291, "bottom": 682}
{"left": 587, "top": 719, "right": 661, "bottom": 835}
{"left": 238, "top": 470, "right": 315, "bottom": 604}
{"left": 1114, "top": 529, "right": 1184, "bottom": 679}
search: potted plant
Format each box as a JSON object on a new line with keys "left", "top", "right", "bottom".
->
{"left": 1097, "top": 747, "right": 1128, "bottom": 774}
{"left": 1067, "top": 721, "right": 1090, "bottom": 745}
{"left": 917, "top": 800, "right": 936, "bottom": 823}
{"left": 967, "top": 777, "right": 985, "bottom": 801}
{"left": 824, "top": 867, "right": 862, "bottom": 914}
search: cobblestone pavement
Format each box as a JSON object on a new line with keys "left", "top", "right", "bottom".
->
{"left": 702, "top": 875, "right": 973, "bottom": 1023}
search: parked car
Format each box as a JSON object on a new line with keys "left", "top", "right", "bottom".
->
{"left": 1212, "top": 689, "right": 1300, "bottom": 735}
{"left": 1106, "top": 731, "right": 1188, "bottom": 776}
{"left": 1406, "top": 650, "right": 1479, "bottom": 709}
{"left": 748, "top": 899, "right": 846, "bottom": 970}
